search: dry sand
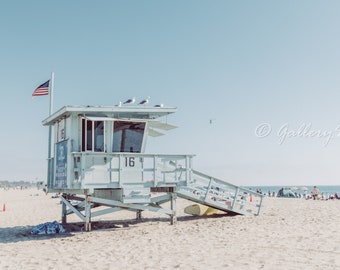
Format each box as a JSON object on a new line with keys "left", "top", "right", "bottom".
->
{"left": 1, "top": 188, "right": 340, "bottom": 270}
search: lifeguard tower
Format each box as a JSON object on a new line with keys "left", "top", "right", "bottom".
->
{"left": 42, "top": 104, "right": 263, "bottom": 231}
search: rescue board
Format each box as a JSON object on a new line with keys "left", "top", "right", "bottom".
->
{"left": 184, "top": 204, "right": 224, "bottom": 216}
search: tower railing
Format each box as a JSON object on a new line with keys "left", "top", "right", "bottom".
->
{"left": 70, "top": 152, "right": 195, "bottom": 189}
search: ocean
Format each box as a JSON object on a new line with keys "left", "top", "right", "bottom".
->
{"left": 246, "top": 185, "right": 340, "bottom": 196}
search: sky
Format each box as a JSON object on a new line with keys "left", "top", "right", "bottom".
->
{"left": 1, "top": 1, "right": 340, "bottom": 186}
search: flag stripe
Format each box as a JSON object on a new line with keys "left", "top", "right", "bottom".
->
{"left": 32, "top": 80, "right": 49, "bottom": 97}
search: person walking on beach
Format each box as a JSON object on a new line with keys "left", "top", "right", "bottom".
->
{"left": 312, "top": 186, "right": 319, "bottom": 200}
{"left": 43, "top": 184, "right": 48, "bottom": 195}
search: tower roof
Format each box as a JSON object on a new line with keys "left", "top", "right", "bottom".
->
{"left": 42, "top": 105, "right": 177, "bottom": 126}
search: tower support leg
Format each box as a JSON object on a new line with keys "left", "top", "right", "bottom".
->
{"left": 61, "top": 194, "right": 67, "bottom": 225}
{"left": 136, "top": 210, "right": 142, "bottom": 221}
{"left": 84, "top": 194, "right": 92, "bottom": 231}
{"left": 170, "top": 192, "right": 177, "bottom": 225}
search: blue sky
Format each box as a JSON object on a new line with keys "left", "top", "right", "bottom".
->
{"left": 1, "top": 1, "right": 340, "bottom": 186}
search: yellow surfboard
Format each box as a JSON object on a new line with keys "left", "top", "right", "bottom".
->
{"left": 184, "top": 204, "right": 225, "bottom": 216}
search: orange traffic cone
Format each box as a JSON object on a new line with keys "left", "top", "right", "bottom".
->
{"left": 2, "top": 203, "right": 6, "bottom": 212}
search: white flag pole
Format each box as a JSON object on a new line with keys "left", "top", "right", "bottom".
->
{"left": 47, "top": 72, "right": 55, "bottom": 190}
{"left": 49, "top": 72, "right": 54, "bottom": 115}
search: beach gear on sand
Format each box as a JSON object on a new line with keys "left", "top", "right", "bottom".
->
{"left": 31, "top": 221, "right": 65, "bottom": 235}
{"left": 184, "top": 204, "right": 224, "bottom": 216}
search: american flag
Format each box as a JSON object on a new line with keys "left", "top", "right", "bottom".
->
{"left": 32, "top": 80, "right": 49, "bottom": 97}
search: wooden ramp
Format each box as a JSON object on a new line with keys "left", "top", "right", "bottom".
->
{"left": 176, "top": 169, "right": 263, "bottom": 216}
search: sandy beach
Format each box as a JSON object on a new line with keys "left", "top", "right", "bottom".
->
{"left": 1, "top": 188, "right": 340, "bottom": 270}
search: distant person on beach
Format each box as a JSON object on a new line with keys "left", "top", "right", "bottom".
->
{"left": 43, "top": 185, "right": 48, "bottom": 195}
{"left": 312, "top": 186, "right": 319, "bottom": 200}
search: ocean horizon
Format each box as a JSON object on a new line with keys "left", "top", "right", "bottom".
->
{"left": 247, "top": 185, "right": 340, "bottom": 196}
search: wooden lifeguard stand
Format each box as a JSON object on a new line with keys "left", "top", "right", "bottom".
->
{"left": 42, "top": 105, "right": 263, "bottom": 231}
